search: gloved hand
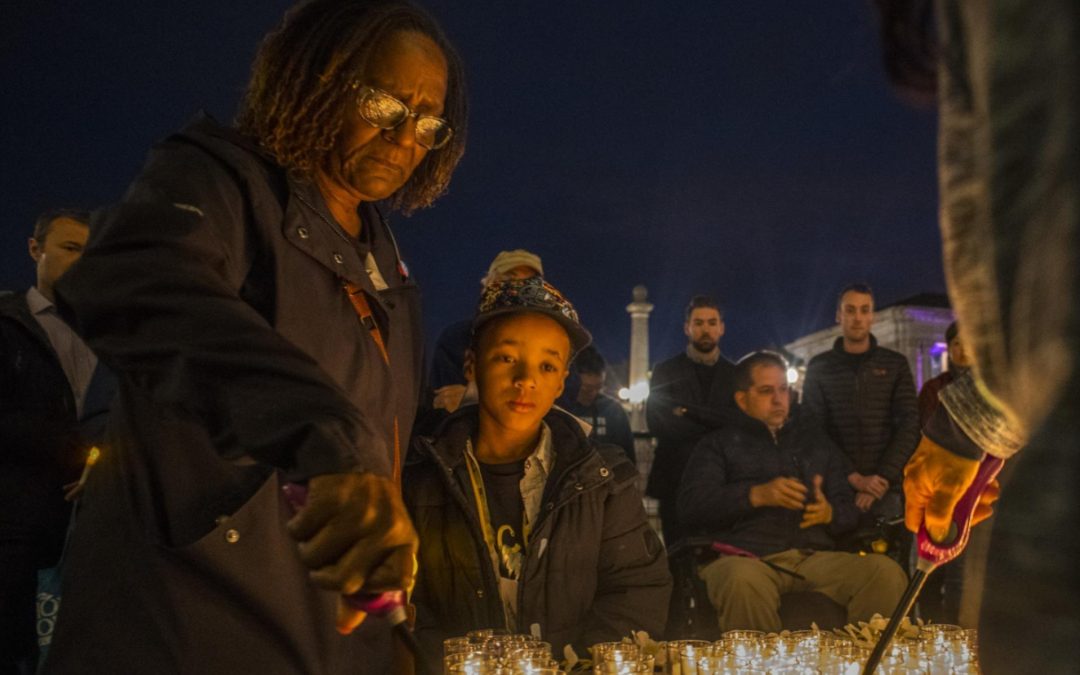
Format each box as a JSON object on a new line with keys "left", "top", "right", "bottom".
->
{"left": 287, "top": 472, "right": 418, "bottom": 634}
{"left": 904, "top": 435, "right": 999, "bottom": 541}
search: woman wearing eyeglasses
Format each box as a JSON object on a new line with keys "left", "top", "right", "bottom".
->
{"left": 42, "top": 1, "right": 466, "bottom": 673}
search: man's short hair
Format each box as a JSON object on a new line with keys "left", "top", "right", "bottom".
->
{"left": 685, "top": 295, "right": 723, "bottom": 321}
{"left": 836, "top": 282, "right": 874, "bottom": 309}
{"left": 945, "top": 321, "right": 959, "bottom": 344}
{"left": 32, "top": 208, "right": 90, "bottom": 244}
{"left": 573, "top": 344, "right": 605, "bottom": 375}
{"left": 733, "top": 351, "right": 788, "bottom": 392}
{"left": 236, "top": 0, "right": 468, "bottom": 216}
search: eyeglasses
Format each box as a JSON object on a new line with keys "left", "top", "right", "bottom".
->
{"left": 354, "top": 85, "right": 453, "bottom": 150}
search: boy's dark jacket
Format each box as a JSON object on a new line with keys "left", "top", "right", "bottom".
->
{"left": 678, "top": 411, "right": 859, "bottom": 558}
{"left": 404, "top": 407, "right": 672, "bottom": 659}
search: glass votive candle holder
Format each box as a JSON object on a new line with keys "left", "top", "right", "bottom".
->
{"left": 467, "top": 628, "right": 512, "bottom": 642}
{"left": 720, "top": 630, "right": 767, "bottom": 641}
{"left": 446, "top": 654, "right": 503, "bottom": 675}
{"left": 507, "top": 646, "right": 553, "bottom": 661}
{"left": 875, "top": 660, "right": 927, "bottom": 675}
{"left": 593, "top": 642, "right": 641, "bottom": 664}
{"left": 920, "top": 624, "right": 963, "bottom": 648}
{"left": 662, "top": 640, "right": 709, "bottom": 675}
{"left": 767, "top": 666, "right": 818, "bottom": 675}
{"left": 510, "top": 656, "right": 559, "bottom": 673}
{"left": 677, "top": 640, "right": 715, "bottom": 675}
{"left": 718, "top": 636, "right": 768, "bottom": 666}
{"left": 446, "top": 637, "right": 477, "bottom": 655}
{"left": 819, "top": 644, "right": 870, "bottom": 675}
{"left": 593, "top": 660, "right": 651, "bottom": 674}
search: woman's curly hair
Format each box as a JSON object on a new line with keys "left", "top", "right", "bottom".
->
{"left": 236, "top": 0, "right": 467, "bottom": 215}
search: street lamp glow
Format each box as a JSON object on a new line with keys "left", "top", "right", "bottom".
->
{"left": 786, "top": 367, "right": 799, "bottom": 385}
{"left": 627, "top": 381, "right": 649, "bottom": 404}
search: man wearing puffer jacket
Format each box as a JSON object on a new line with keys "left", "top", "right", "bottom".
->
{"left": 801, "top": 284, "right": 920, "bottom": 524}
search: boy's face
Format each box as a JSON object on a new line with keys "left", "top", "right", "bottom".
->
{"left": 465, "top": 312, "right": 571, "bottom": 435}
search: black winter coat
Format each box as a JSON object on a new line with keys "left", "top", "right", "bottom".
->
{"left": 42, "top": 115, "right": 423, "bottom": 675}
{"left": 0, "top": 292, "right": 82, "bottom": 560}
{"left": 404, "top": 408, "right": 671, "bottom": 660}
{"left": 678, "top": 413, "right": 858, "bottom": 558}
{"left": 800, "top": 336, "right": 920, "bottom": 486}
{"left": 645, "top": 353, "right": 736, "bottom": 500}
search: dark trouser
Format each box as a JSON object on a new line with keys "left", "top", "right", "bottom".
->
{"left": 978, "top": 387, "right": 1080, "bottom": 673}
{"left": 0, "top": 539, "right": 38, "bottom": 675}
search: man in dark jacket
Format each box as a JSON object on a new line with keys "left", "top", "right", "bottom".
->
{"left": 646, "top": 295, "right": 737, "bottom": 546}
{"left": 679, "top": 352, "right": 906, "bottom": 633}
{"left": 559, "top": 345, "right": 636, "bottom": 465}
{"left": 801, "top": 284, "right": 920, "bottom": 521}
{"left": 0, "top": 209, "right": 112, "bottom": 675}
{"left": 405, "top": 276, "right": 670, "bottom": 661}
{"left": 42, "top": 2, "right": 468, "bottom": 673}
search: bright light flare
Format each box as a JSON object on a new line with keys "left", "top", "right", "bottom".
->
{"left": 618, "top": 381, "right": 650, "bottom": 403}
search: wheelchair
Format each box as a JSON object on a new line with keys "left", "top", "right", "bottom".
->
{"left": 665, "top": 537, "right": 848, "bottom": 640}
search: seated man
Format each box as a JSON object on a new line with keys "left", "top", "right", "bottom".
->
{"left": 678, "top": 351, "right": 907, "bottom": 633}
{"left": 404, "top": 276, "right": 671, "bottom": 659}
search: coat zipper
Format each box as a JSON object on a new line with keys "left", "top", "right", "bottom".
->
{"left": 422, "top": 440, "right": 503, "bottom": 624}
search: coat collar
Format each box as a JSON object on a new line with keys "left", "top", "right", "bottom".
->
{"left": 418, "top": 406, "right": 611, "bottom": 502}
{"left": 0, "top": 290, "right": 53, "bottom": 351}
{"left": 831, "top": 333, "right": 879, "bottom": 355}
{"left": 728, "top": 408, "right": 803, "bottom": 446}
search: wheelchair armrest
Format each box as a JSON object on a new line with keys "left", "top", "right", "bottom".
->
{"left": 665, "top": 536, "right": 717, "bottom": 560}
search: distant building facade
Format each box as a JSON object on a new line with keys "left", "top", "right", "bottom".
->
{"left": 785, "top": 294, "right": 955, "bottom": 398}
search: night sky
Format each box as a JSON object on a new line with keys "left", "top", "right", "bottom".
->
{"left": 1, "top": 1, "right": 942, "bottom": 377}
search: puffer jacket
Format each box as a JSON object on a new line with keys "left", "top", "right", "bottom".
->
{"left": 678, "top": 412, "right": 858, "bottom": 558}
{"left": 404, "top": 407, "right": 671, "bottom": 660}
{"left": 801, "top": 336, "right": 919, "bottom": 485}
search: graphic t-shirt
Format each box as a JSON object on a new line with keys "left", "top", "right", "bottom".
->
{"left": 478, "top": 459, "right": 527, "bottom": 580}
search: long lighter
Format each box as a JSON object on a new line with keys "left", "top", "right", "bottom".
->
{"left": 861, "top": 454, "right": 1004, "bottom": 674}
{"left": 281, "top": 482, "right": 431, "bottom": 675}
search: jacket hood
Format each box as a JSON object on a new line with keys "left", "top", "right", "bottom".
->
{"left": 178, "top": 111, "right": 270, "bottom": 161}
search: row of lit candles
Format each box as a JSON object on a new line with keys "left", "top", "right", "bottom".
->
{"left": 442, "top": 626, "right": 980, "bottom": 674}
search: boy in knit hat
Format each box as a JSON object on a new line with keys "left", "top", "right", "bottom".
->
{"left": 404, "top": 276, "right": 671, "bottom": 660}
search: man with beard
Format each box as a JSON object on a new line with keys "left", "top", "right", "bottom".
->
{"left": 646, "top": 295, "right": 736, "bottom": 546}
{"left": 41, "top": 1, "right": 468, "bottom": 672}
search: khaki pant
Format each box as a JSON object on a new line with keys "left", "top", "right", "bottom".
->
{"left": 698, "top": 549, "right": 907, "bottom": 633}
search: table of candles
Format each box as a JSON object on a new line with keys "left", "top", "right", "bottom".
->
{"left": 441, "top": 626, "right": 980, "bottom": 674}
